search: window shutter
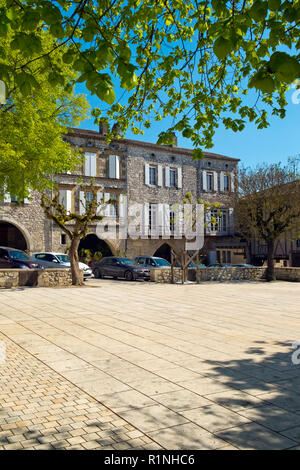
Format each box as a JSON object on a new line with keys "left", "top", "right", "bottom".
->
{"left": 115, "top": 155, "right": 120, "bottom": 179}
{"left": 157, "top": 204, "right": 164, "bottom": 235}
{"left": 220, "top": 172, "right": 224, "bottom": 191}
{"left": 119, "top": 194, "right": 126, "bottom": 218}
{"left": 230, "top": 173, "right": 235, "bottom": 192}
{"left": 144, "top": 164, "right": 149, "bottom": 185}
{"left": 79, "top": 191, "right": 85, "bottom": 215}
{"left": 109, "top": 155, "right": 116, "bottom": 178}
{"left": 163, "top": 204, "right": 170, "bottom": 237}
{"left": 84, "top": 153, "right": 91, "bottom": 176}
{"left": 157, "top": 165, "right": 162, "bottom": 187}
{"left": 4, "top": 193, "right": 10, "bottom": 203}
{"left": 90, "top": 153, "right": 97, "bottom": 177}
{"left": 177, "top": 167, "right": 182, "bottom": 188}
{"left": 66, "top": 190, "right": 72, "bottom": 213}
{"left": 228, "top": 208, "right": 234, "bottom": 235}
{"left": 142, "top": 202, "right": 149, "bottom": 236}
{"left": 213, "top": 172, "right": 218, "bottom": 192}
{"left": 165, "top": 167, "right": 170, "bottom": 187}
{"left": 96, "top": 191, "right": 103, "bottom": 215}
{"left": 202, "top": 170, "right": 207, "bottom": 191}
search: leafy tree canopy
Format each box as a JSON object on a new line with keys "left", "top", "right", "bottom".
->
{"left": 1, "top": 0, "right": 299, "bottom": 154}
{"left": 0, "top": 24, "right": 89, "bottom": 200}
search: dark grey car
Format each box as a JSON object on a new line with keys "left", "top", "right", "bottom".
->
{"left": 92, "top": 257, "right": 150, "bottom": 281}
{"left": 134, "top": 256, "right": 171, "bottom": 268}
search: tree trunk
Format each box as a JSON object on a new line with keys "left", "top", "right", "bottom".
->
{"left": 266, "top": 238, "right": 276, "bottom": 282}
{"left": 69, "top": 236, "right": 84, "bottom": 286}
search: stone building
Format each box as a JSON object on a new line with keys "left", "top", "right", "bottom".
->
{"left": 0, "top": 125, "right": 247, "bottom": 264}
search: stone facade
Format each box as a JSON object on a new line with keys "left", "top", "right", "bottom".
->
{"left": 0, "top": 126, "right": 241, "bottom": 262}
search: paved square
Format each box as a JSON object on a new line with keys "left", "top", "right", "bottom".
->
{"left": 1, "top": 279, "right": 300, "bottom": 450}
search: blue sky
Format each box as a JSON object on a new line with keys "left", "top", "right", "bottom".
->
{"left": 76, "top": 84, "right": 299, "bottom": 168}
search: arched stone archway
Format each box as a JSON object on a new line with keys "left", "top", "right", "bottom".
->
{"left": 0, "top": 219, "right": 32, "bottom": 252}
{"left": 78, "top": 233, "right": 115, "bottom": 258}
{"left": 153, "top": 242, "right": 174, "bottom": 262}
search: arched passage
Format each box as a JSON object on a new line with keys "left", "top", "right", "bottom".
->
{"left": 78, "top": 234, "right": 113, "bottom": 259}
{"left": 0, "top": 221, "right": 28, "bottom": 251}
{"left": 153, "top": 243, "right": 173, "bottom": 262}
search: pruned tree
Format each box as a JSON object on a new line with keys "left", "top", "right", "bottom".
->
{"left": 235, "top": 163, "right": 300, "bottom": 281}
{"left": 171, "top": 192, "right": 221, "bottom": 283}
{"left": 41, "top": 182, "right": 105, "bottom": 286}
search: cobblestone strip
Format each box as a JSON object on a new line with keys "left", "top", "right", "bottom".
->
{"left": 0, "top": 333, "right": 162, "bottom": 450}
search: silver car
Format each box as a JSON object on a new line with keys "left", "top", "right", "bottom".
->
{"left": 32, "top": 252, "right": 93, "bottom": 278}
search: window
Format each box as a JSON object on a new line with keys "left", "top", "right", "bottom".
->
{"left": 224, "top": 175, "right": 229, "bottom": 191}
{"left": 170, "top": 210, "right": 175, "bottom": 232}
{"left": 84, "top": 152, "right": 97, "bottom": 177}
{"left": 108, "top": 155, "right": 120, "bottom": 179}
{"left": 61, "top": 234, "right": 67, "bottom": 245}
{"left": 107, "top": 194, "right": 118, "bottom": 217}
{"left": 149, "top": 167, "right": 156, "bottom": 185}
{"left": 10, "top": 195, "right": 20, "bottom": 203}
{"left": 211, "top": 209, "right": 227, "bottom": 232}
{"left": 86, "top": 192, "right": 94, "bottom": 208}
{"left": 170, "top": 169, "right": 176, "bottom": 187}
{"left": 207, "top": 173, "right": 213, "bottom": 191}
{"left": 297, "top": 239, "right": 300, "bottom": 248}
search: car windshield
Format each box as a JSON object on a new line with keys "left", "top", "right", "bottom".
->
{"left": 56, "top": 255, "right": 70, "bottom": 263}
{"left": 119, "top": 258, "right": 134, "bottom": 265}
{"left": 154, "top": 258, "right": 170, "bottom": 266}
{"left": 8, "top": 250, "right": 29, "bottom": 260}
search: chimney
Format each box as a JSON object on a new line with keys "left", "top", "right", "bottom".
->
{"left": 112, "top": 122, "right": 121, "bottom": 137}
{"left": 99, "top": 118, "right": 108, "bottom": 136}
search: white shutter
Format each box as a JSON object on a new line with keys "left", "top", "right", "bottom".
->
{"left": 202, "top": 170, "right": 207, "bottom": 191}
{"left": 24, "top": 189, "right": 32, "bottom": 204}
{"left": 228, "top": 208, "right": 234, "bottom": 235}
{"left": 177, "top": 167, "right": 182, "bottom": 188}
{"left": 66, "top": 190, "right": 72, "bottom": 213}
{"left": 165, "top": 167, "right": 170, "bottom": 187}
{"left": 96, "top": 191, "right": 102, "bottom": 215}
{"left": 90, "top": 153, "right": 97, "bottom": 177}
{"left": 213, "top": 172, "right": 218, "bottom": 192}
{"left": 79, "top": 191, "right": 85, "bottom": 215}
{"left": 163, "top": 204, "right": 170, "bottom": 237}
{"left": 143, "top": 202, "right": 149, "bottom": 236}
{"left": 115, "top": 155, "right": 120, "bottom": 179}
{"left": 4, "top": 193, "right": 10, "bottom": 203}
{"left": 144, "top": 163, "right": 149, "bottom": 185}
{"left": 220, "top": 172, "right": 224, "bottom": 192}
{"left": 109, "top": 155, "right": 116, "bottom": 178}
{"left": 119, "top": 194, "right": 126, "bottom": 218}
{"left": 230, "top": 172, "right": 235, "bottom": 192}
{"left": 157, "top": 204, "right": 164, "bottom": 235}
{"left": 157, "top": 165, "right": 162, "bottom": 187}
{"left": 84, "top": 153, "right": 91, "bottom": 176}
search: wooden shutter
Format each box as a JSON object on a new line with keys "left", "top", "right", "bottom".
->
{"left": 213, "top": 172, "right": 218, "bottom": 192}
{"left": 144, "top": 164, "right": 149, "bottom": 185}
{"left": 202, "top": 170, "right": 207, "bottom": 191}
{"left": 177, "top": 167, "right": 182, "bottom": 188}
{"left": 157, "top": 165, "right": 163, "bottom": 187}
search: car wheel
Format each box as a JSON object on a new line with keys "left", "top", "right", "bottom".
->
{"left": 94, "top": 268, "right": 102, "bottom": 279}
{"left": 125, "top": 270, "right": 134, "bottom": 281}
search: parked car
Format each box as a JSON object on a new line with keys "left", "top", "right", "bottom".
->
{"left": 93, "top": 257, "right": 150, "bottom": 281}
{"left": 187, "top": 262, "right": 207, "bottom": 268}
{"left": 0, "top": 247, "right": 43, "bottom": 269}
{"left": 135, "top": 256, "right": 171, "bottom": 268}
{"left": 32, "top": 252, "right": 92, "bottom": 278}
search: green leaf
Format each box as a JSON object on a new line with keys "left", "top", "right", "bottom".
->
{"left": 249, "top": 71, "right": 276, "bottom": 93}
{"left": 249, "top": 1, "right": 268, "bottom": 22}
{"left": 213, "top": 36, "right": 233, "bottom": 60}
{"left": 268, "top": 0, "right": 281, "bottom": 11}
{"left": 269, "top": 52, "right": 300, "bottom": 84}
{"left": 192, "top": 148, "right": 204, "bottom": 160}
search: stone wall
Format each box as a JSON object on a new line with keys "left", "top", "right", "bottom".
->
{"left": 150, "top": 267, "right": 267, "bottom": 283}
{"left": 0, "top": 269, "right": 79, "bottom": 288}
{"left": 275, "top": 267, "right": 300, "bottom": 282}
